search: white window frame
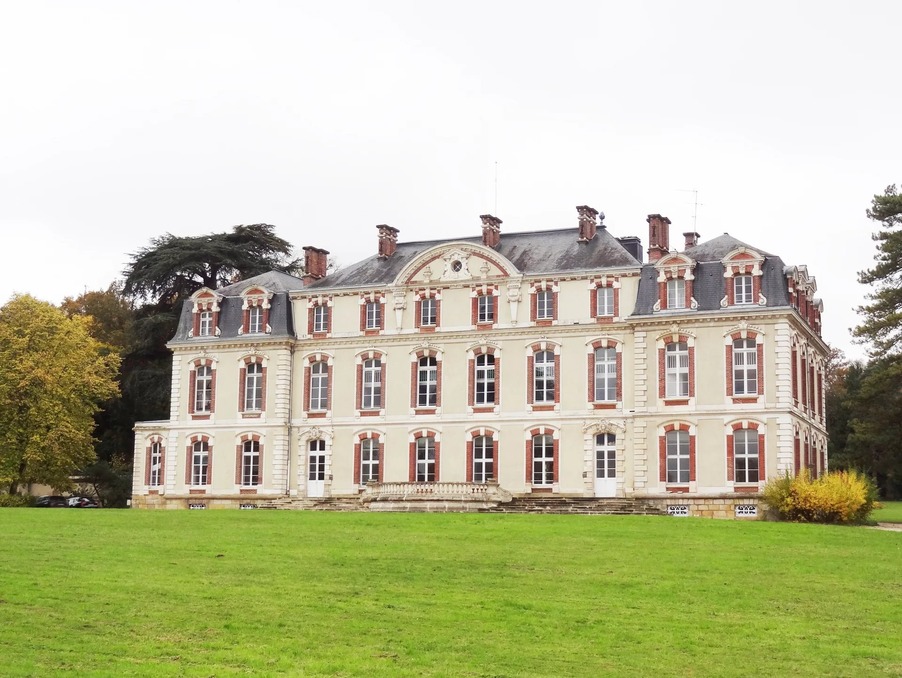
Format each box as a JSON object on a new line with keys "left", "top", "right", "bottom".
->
{"left": 596, "top": 286, "right": 614, "bottom": 317}
{"left": 667, "top": 278, "right": 686, "bottom": 309}
{"left": 365, "top": 301, "right": 381, "bottom": 330}
{"left": 734, "top": 429, "right": 760, "bottom": 483}
{"left": 361, "top": 358, "right": 382, "bottom": 409}
{"left": 533, "top": 350, "right": 555, "bottom": 403}
{"left": 665, "top": 342, "right": 689, "bottom": 398}
{"left": 360, "top": 438, "right": 379, "bottom": 485}
{"left": 415, "top": 436, "right": 436, "bottom": 482}
{"left": 241, "top": 439, "right": 260, "bottom": 486}
{"left": 474, "top": 354, "right": 495, "bottom": 405}
{"left": 194, "top": 365, "right": 212, "bottom": 413}
{"left": 417, "top": 356, "right": 438, "bottom": 408}
{"left": 248, "top": 305, "right": 263, "bottom": 334}
{"left": 198, "top": 310, "right": 213, "bottom": 336}
{"left": 477, "top": 294, "right": 494, "bottom": 323}
{"left": 594, "top": 347, "right": 617, "bottom": 402}
{"left": 309, "top": 361, "right": 328, "bottom": 411}
{"left": 420, "top": 297, "right": 437, "bottom": 327}
{"left": 666, "top": 430, "right": 690, "bottom": 484}
{"left": 191, "top": 441, "right": 209, "bottom": 485}
{"left": 595, "top": 433, "right": 616, "bottom": 480}
{"left": 733, "top": 338, "right": 758, "bottom": 396}
{"left": 472, "top": 435, "right": 494, "bottom": 483}
{"left": 734, "top": 275, "right": 754, "bottom": 305}
{"left": 244, "top": 362, "right": 263, "bottom": 411}
{"left": 308, "top": 439, "right": 326, "bottom": 481}
{"left": 532, "top": 434, "right": 554, "bottom": 486}
{"left": 536, "top": 289, "right": 553, "bottom": 320}
{"left": 312, "top": 304, "right": 328, "bottom": 333}
{"left": 149, "top": 441, "right": 162, "bottom": 486}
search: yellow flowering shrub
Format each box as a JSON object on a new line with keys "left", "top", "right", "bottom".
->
{"left": 762, "top": 469, "right": 880, "bottom": 524}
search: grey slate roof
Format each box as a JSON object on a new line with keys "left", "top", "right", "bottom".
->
{"left": 683, "top": 233, "right": 774, "bottom": 262}
{"left": 216, "top": 270, "right": 306, "bottom": 296}
{"left": 306, "top": 227, "right": 641, "bottom": 290}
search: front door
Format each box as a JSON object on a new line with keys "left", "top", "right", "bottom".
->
{"left": 594, "top": 433, "right": 617, "bottom": 497}
{"left": 307, "top": 439, "right": 326, "bottom": 498}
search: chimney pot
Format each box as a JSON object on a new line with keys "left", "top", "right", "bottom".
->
{"left": 377, "top": 224, "right": 400, "bottom": 257}
{"left": 576, "top": 205, "right": 599, "bottom": 242}
{"left": 683, "top": 231, "right": 700, "bottom": 249}
{"left": 646, "top": 214, "right": 672, "bottom": 262}
{"left": 480, "top": 214, "right": 502, "bottom": 248}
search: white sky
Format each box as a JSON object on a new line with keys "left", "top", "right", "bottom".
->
{"left": 2, "top": 1, "right": 899, "bottom": 360}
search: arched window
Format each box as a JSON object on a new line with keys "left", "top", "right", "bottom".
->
{"left": 360, "top": 438, "right": 380, "bottom": 484}
{"left": 534, "top": 351, "right": 555, "bottom": 403}
{"left": 415, "top": 436, "right": 436, "bottom": 482}
{"left": 532, "top": 434, "right": 554, "bottom": 486}
{"left": 594, "top": 347, "right": 617, "bottom": 402}
{"left": 665, "top": 430, "right": 690, "bottom": 483}
{"left": 417, "top": 356, "right": 438, "bottom": 407}
{"left": 733, "top": 429, "right": 760, "bottom": 483}
{"left": 733, "top": 338, "right": 758, "bottom": 396}
{"left": 474, "top": 354, "right": 496, "bottom": 405}
{"left": 361, "top": 358, "right": 382, "bottom": 409}
{"left": 190, "top": 440, "right": 209, "bottom": 485}
{"left": 194, "top": 366, "right": 213, "bottom": 413}
{"left": 241, "top": 439, "right": 260, "bottom": 486}
{"left": 244, "top": 363, "right": 263, "bottom": 411}
{"left": 665, "top": 342, "right": 689, "bottom": 398}
{"left": 472, "top": 435, "right": 494, "bottom": 483}
{"left": 309, "top": 361, "right": 329, "bottom": 411}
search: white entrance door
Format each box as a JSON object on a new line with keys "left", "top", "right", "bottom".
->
{"left": 307, "top": 439, "right": 326, "bottom": 498}
{"left": 594, "top": 433, "right": 617, "bottom": 497}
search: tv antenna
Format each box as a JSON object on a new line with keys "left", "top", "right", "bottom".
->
{"left": 494, "top": 161, "right": 499, "bottom": 215}
{"left": 677, "top": 188, "right": 702, "bottom": 231}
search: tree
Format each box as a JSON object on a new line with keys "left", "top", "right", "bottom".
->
{"left": 0, "top": 295, "right": 119, "bottom": 494}
{"left": 61, "top": 283, "right": 134, "bottom": 351}
{"left": 853, "top": 185, "right": 902, "bottom": 356}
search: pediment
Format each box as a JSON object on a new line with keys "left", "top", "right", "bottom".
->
{"left": 394, "top": 243, "right": 519, "bottom": 286}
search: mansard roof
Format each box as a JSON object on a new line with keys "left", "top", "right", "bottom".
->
{"left": 305, "top": 227, "right": 641, "bottom": 290}
{"left": 683, "top": 233, "right": 774, "bottom": 262}
{"left": 215, "top": 270, "right": 306, "bottom": 296}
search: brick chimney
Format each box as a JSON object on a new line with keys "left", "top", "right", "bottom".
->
{"left": 377, "top": 224, "right": 399, "bottom": 258}
{"left": 303, "top": 246, "right": 330, "bottom": 285}
{"left": 683, "top": 231, "right": 700, "bottom": 249}
{"left": 480, "top": 214, "right": 502, "bottom": 248}
{"left": 647, "top": 214, "right": 671, "bottom": 262}
{"left": 576, "top": 205, "right": 599, "bottom": 242}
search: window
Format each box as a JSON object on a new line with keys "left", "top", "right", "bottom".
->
{"left": 308, "top": 439, "right": 326, "bottom": 482}
{"left": 733, "top": 338, "right": 758, "bottom": 396}
{"left": 734, "top": 275, "right": 754, "bottom": 304}
{"left": 362, "top": 358, "right": 382, "bottom": 409}
{"left": 420, "top": 297, "right": 437, "bottom": 327}
{"left": 360, "top": 438, "right": 380, "bottom": 484}
{"left": 415, "top": 436, "right": 436, "bottom": 482}
{"left": 595, "top": 433, "right": 616, "bottom": 480}
{"left": 194, "top": 365, "right": 213, "bottom": 413}
{"left": 594, "top": 347, "right": 617, "bottom": 402}
{"left": 191, "top": 441, "right": 209, "bottom": 485}
{"left": 241, "top": 440, "right": 260, "bottom": 486}
{"left": 477, "top": 294, "right": 494, "bottom": 324}
{"left": 534, "top": 351, "right": 555, "bottom": 403}
{"left": 596, "top": 286, "right": 614, "bottom": 317}
{"left": 472, "top": 436, "right": 494, "bottom": 483}
{"left": 313, "top": 304, "right": 328, "bottom": 333}
{"left": 536, "top": 289, "right": 553, "bottom": 320}
{"left": 244, "top": 362, "right": 263, "bottom": 411}
{"left": 365, "top": 301, "right": 381, "bottom": 330}
{"left": 309, "top": 361, "right": 328, "bottom": 411}
{"left": 248, "top": 305, "right": 263, "bottom": 334}
{"left": 665, "top": 342, "right": 689, "bottom": 398}
{"left": 474, "top": 354, "right": 496, "bottom": 405}
{"left": 734, "top": 429, "right": 759, "bottom": 483}
{"left": 199, "top": 310, "right": 213, "bottom": 336}
{"left": 149, "top": 441, "right": 163, "bottom": 486}
{"left": 417, "top": 356, "right": 438, "bottom": 407}
{"left": 532, "top": 434, "right": 554, "bottom": 486}
{"left": 666, "top": 430, "right": 690, "bottom": 484}
{"left": 667, "top": 279, "right": 685, "bottom": 309}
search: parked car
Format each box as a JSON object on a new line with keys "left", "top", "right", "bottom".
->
{"left": 68, "top": 496, "right": 100, "bottom": 508}
{"left": 35, "top": 495, "right": 68, "bottom": 508}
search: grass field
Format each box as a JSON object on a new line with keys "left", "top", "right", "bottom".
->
{"left": 874, "top": 500, "right": 902, "bottom": 523}
{"left": 1, "top": 510, "right": 900, "bottom": 677}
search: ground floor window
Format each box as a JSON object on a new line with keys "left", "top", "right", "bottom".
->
{"left": 472, "top": 435, "right": 494, "bottom": 483}
{"left": 415, "top": 436, "right": 436, "bottom": 482}
{"left": 532, "top": 434, "right": 554, "bottom": 486}
{"left": 666, "top": 430, "right": 690, "bottom": 484}
{"left": 360, "top": 438, "right": 379, "bottom": 484}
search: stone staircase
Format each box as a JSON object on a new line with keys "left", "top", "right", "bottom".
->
{"left": 478, "top": 496, "right": 665, "bottom": 516}
{"left": 257, "top": 497, "right": 365, "bottom": 511}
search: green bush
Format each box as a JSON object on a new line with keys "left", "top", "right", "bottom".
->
{"left": 763, "top": 470, "right": 880, "bottom": 524}
{"left": 0, "top": 494, "right": 34, "bottom": 507}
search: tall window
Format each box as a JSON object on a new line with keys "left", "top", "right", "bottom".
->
{"left": 417, "top": 357, "right": 438, "bottom": 407}
{"left": 667, "top": 279, "right": 685, "bottom": 309}
{"left": 308, "top": 439, "right": 326, "bottom": 481}
{"left": 734, "top": 275, "right": 754, "bottom": 304}
{"left": 477, "top": 295, "right": 494, "bottom": 323}
{"left": 596, "top": 287, "right": 614, "bottom": 317}
{"left": 360, "top": 438, "right": 379, "bottom": 484}
{"left": 665, "top": 342, "right": 689, "bottom": 398}
{"left": 313, "top": 304, "right": 328, "bottom": 333}
{"left": 420, "top": 298, "right": 437, "bottom": 327}
{"left": 594, "top": 347, "right": 617, "bottom": 401}
{"left": 191, "top": 441, "right": 209, "bottom": 485}
{"left": 362, "top": 358, "right": 382, "bottom": 409}
{"left": 472, "top": 436, "right": 494, "bottom": 483}
{"left": 365, "top": 301, "right": 381, "bottom": 329}
{"left": 241, "top": 440, "right": 260, "bottom": 486}
{"left": 199, "top": 310, "right": 213, "bottom": 336}
{"left": 534, "top": 351, "right": 555, "bottom": 403}
{"left": 734, "top": 429, "right": 759, "bottom": 483}
{"left": 733, "top": 338, "right": 758, "bottom": 396}
{"left": 536, "top": 289, "right": 553, "bottom": 320}
{"left": 666, "top": 430, "right": 690, "bottom": 483}
{"left": 149, "top": 441, "right": 163, "bottom": 486}
{"left": 194, "top": 365, "right": 213, "bottom": 413}
{"left": 309, "top": 361, "right": 328, "bottom": 411}
{"left": 474, "top": 354, "right": 496, "bottom": 405}
{"left": 415, "top": 436, "right": 436, "bottom": 481}
{"left": 595, "top": 433, "right": 616, "bottom": 480}
{"left": 244, "top": 363, "right": 263, "bottom": 411}
{"left": 248, "top": 305, "right": 263, "bottom": 334}
{"left": 532, "top": 434, "right": 554, "bottom": 486}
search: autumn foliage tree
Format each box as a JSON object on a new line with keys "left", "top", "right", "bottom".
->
{"left": 0, "top": 295, "right": 119, "bottom": 494}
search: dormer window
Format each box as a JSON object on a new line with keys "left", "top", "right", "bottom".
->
{"left": 536, "top": 290, "right": 553, "bottom": 319}
{"left": 199, "top": 311, "right": 213, "bottom": 336}
{"left": 248, "top": 305, "right": 264, "bottom": 333}
{"left": 239, "top": 287, "right": 273, "bottom": 336}
{"left": 722, "top": 248, "right": 764, "bottom": 307}
{"left": 667, "top": 279, "right": 686, "bottom": 309}
{"left": 654, "top": 254, "right": 695, "bottom": 312}
{"left": 734, "top": 275, "right": 754, "bottom": 305}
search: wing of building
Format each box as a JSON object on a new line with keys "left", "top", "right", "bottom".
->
{"left": 133, "top": 207, "right": 827, "bottom": 518}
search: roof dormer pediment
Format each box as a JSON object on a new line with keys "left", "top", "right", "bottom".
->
{"left": 394, "top": 242, "right": 519, "bottom": 287}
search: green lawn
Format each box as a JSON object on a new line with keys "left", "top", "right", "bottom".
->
{"left": 874, "top": 500, "right": 902, "bottom": 523}
{"left": 0, "top": 510, "right": 900, "bottom": 677}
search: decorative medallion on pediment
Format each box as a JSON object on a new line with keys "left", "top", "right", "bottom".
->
{"left": 439, "top": 249, "right": 473, "bottom": 281}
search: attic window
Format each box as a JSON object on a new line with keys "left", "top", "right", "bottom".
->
{"left": 451, "top": 260, "right": 463, "bottom": 273}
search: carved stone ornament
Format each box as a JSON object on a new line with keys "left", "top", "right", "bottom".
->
{"left": 440, "top": 249, "right": 472, "bottom": 281}
{"left": 583, "top": 419, "right": 625, "bottom": 435}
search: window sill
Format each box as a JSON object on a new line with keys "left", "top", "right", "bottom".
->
{"left": 665, "top": 485, "right": 690, "bottom": 493}
{"left": 531, "top": 404, "right": 556, "bottom": 412}
{"left": 188, "top": 488, "right": 207, "bottom": 495}
{"left": 592, "top": 402, "right": 618, "bottom": 410}
{"left": 663, "top": 399, "right": 690, "bottom": 406}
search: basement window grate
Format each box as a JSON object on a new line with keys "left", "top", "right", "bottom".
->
{"left": 188, "top": 503, "right": 207, "bottom": 510}
{"left": 667, "top": 505, "right": 689, "bottom": 517}
{"left": 735, "top": 504, "right": 758, "bottom": 517}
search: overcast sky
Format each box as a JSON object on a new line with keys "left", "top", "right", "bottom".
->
{"left": 2, "top": 1, "right": 899, "bottom": 359}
